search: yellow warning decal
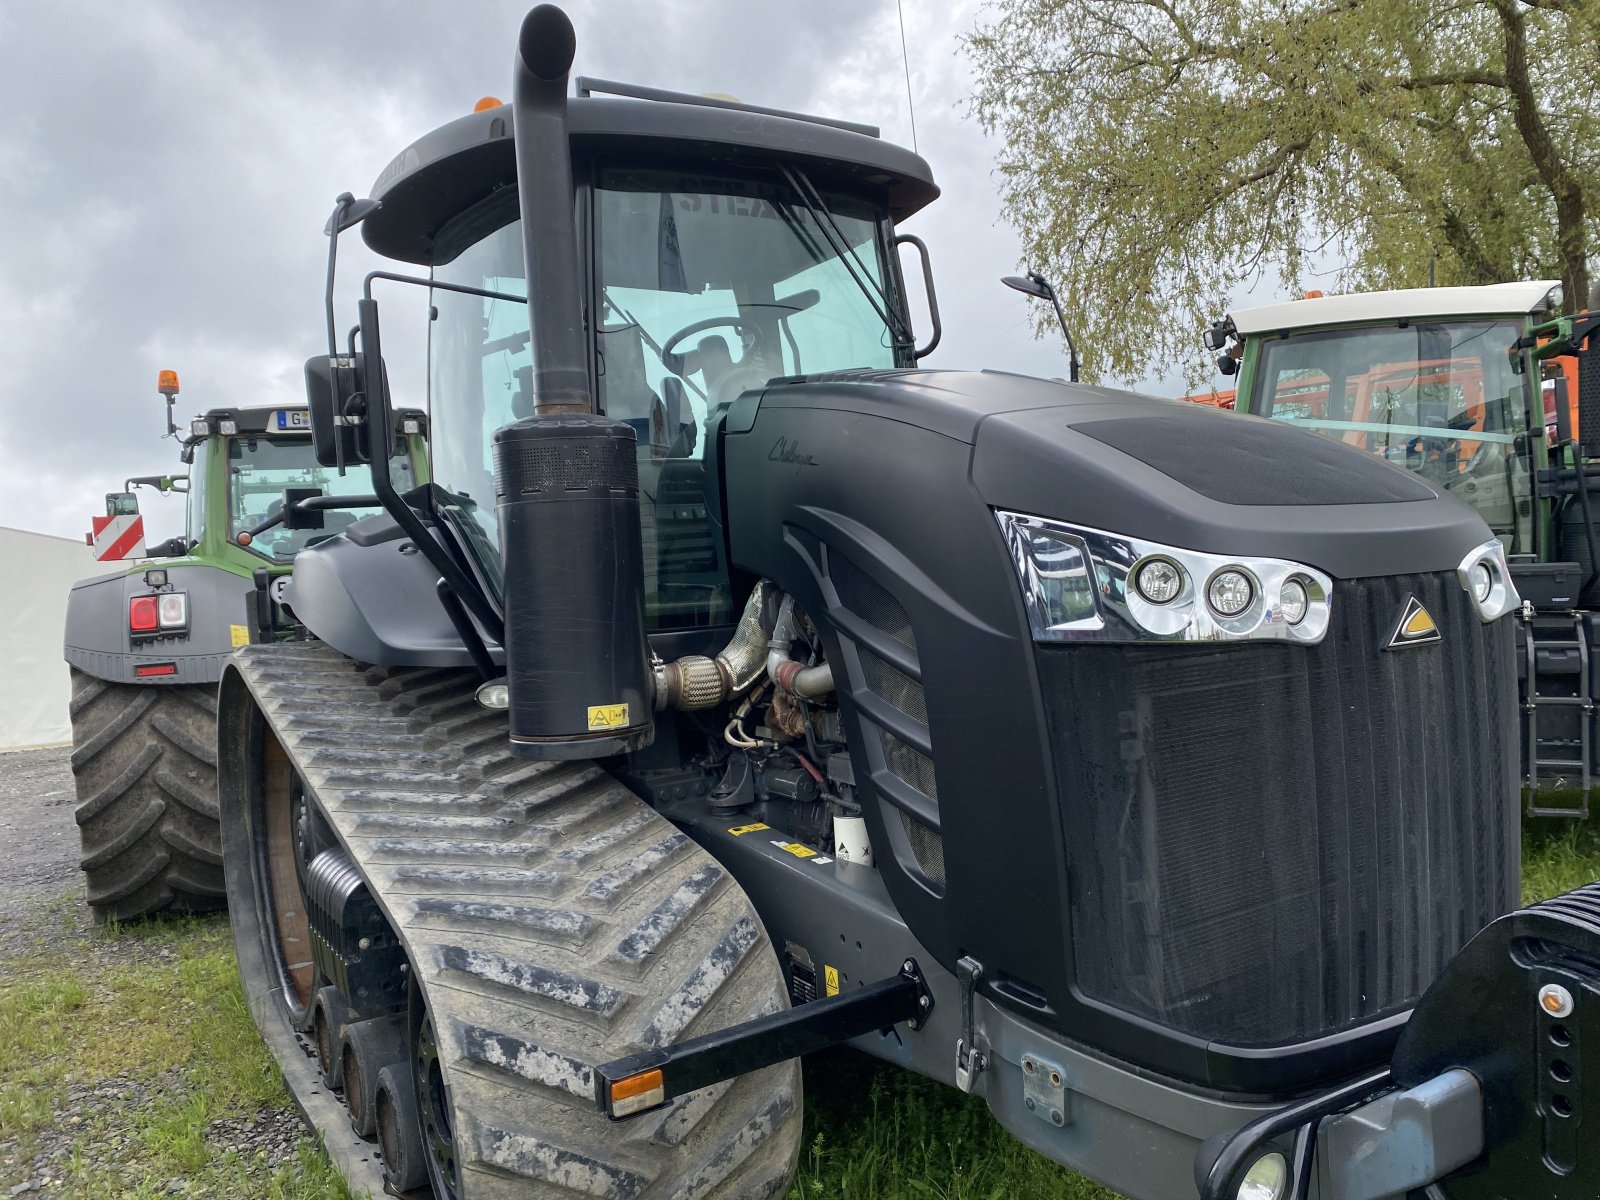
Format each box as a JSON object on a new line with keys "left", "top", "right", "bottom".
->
{"left": 772, "top": 840, "right": 817, "bottom": 859}
{"left": 587, "top": 703, "right": 630, "bottom": 730}
{"left": 728, "top": 822, "right": 770, "bottom": 836}
{"left": 229, "top": 624, "right": 249, "bottom": 648}
{"left": 824, "top": 965, "right": 840, "bottom": 997}
{"left": 1403, "top": 606, "right": 1437, "bottom": 638}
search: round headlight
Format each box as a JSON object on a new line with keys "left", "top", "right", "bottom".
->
{"left": 1471, "top": 561, "right": 1494, "bottom": 603}
{"left": 1237, "top": 1150, "right": 1288, "bottom": 1200}
{"left": 1279, "top": 579, "right": 1309, "bottom": 625}
{"left": 1134, "top": 558, "right": 1184, "bottom": 605}
{"left": 1207, "top": 569, "right": 1255, "bottom": 617}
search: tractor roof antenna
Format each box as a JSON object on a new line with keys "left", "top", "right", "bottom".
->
{"left": 896, "top": 0, "right": 918, "bottom": 154}
{"left": 1003, "top": 272, "right": 1080, "bottom": 382}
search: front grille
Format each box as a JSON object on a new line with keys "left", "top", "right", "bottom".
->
{"left": 1040, "top": 573, "right": 1517, "bottom": 1047}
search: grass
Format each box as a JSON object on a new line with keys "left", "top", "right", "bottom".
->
{"left": 1, "top": 811, "right": 1595, "bottom": 1200}
{"left": 0, "top": 911, "right": 350, "bottom": 1199}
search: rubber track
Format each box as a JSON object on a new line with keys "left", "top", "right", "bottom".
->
{"left": 232, "top": 642, "right": 802, "bottom": 1199}
{"left": 67, "top": 668, "right": 225, "bottom": 920}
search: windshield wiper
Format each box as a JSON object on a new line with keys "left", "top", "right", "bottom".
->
{"left": 775, "top": 162, "right": 913, "bottom": 353}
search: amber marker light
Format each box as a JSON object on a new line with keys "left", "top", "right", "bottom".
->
{"left": 607, "top": 1068, "right": 665, "bottom": 1117}
{"left": 474, "top": 96, "right": 503, "bottom": 112}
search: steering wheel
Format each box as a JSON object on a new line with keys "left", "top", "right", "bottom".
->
{"left": 660, "top": 317, "right": 759, "bottom": 364}
{"left": 659, "top": 317, "right": 773, "bottom": 409}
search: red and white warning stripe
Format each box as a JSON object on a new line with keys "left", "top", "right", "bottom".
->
{"left": 90, "top": 514, "right": 147, "bottom": 561}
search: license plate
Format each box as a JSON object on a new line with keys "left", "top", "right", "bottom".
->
{"left": 274, "top": 409, "right": 311, "bottom": 430}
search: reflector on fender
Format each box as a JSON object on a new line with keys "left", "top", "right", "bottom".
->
{"left": 606, "top": 1069, "right": 665, "bottom": 1117}
{"left": 136, "top": 663, "right": 177, "bottom": 677}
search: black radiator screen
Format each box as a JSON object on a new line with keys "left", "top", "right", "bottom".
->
{"left": 1040, "top": 573, "right": 1517, "bottom": 1047}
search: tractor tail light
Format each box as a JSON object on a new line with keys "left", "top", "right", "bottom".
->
{"left": 157, "top": 592, "right": 187, "bottom": 629}
{"left": 129, "top": 595, "right": 159, "bottom": 633}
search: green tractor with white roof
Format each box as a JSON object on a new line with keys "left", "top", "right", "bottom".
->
{"left": 62, "top": 371, "right": 428, "bottom": 920}
{"left": 1203, "top": 281, "right": 1600, "bottom": 815}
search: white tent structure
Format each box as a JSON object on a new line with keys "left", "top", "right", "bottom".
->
{"left": 1, "top": 526, "right": 98, "bottom": 751}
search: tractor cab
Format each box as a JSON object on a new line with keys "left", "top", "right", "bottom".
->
{"left": 180, "top": 405, "right": 426, "bottom": 566}
{"left": 1204, "top": 282, "right": 1564, "bottom": 557}
{"left": 334, "top": 78, "right": 939, "bottom": 636}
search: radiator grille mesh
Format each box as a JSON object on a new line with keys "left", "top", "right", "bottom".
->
{"left": 830, "top": 553, "right": 917, "bottom": 652}
{"left": 858, "top": 648, "right": 928, "bottom": 727}
{"left": 1040, "top": 573, "right": 1517, "bottom": 1046}
{"left": 897, "top": 809, "right": 947, "bottom": 888}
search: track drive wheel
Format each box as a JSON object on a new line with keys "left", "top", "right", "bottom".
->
{"left": 67, "top": 668, "right": 224, "bottom": 921}
{"left": 412, "top": 990, "right": 461, "bottom": 1200}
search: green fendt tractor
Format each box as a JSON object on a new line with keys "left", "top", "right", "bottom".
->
{"left": 63, "top": 371, "right": 427, "bottom": 920}
{"left": 217, "top": 9, "right": 1600, "bottom": 1199}
{"left": 1204, "top": 282, "right": 1600, "bottom": 816}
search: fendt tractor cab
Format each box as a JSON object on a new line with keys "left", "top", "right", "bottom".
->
{"left": 216, "top": 9, "right": 1599, "bottom": 1200}
{"left": 1202, "top": 282, "right": 1600, "bottom": 816}
{"left": 62, "top": 371, "right": 427, "bottom": 921}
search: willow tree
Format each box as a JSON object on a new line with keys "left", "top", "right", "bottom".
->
{"left": 965, "top": 0, "right": 1600, "bottom": 383}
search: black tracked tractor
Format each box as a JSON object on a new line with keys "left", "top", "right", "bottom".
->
{"left": 219, "top": 7, "right": 1600, "bottom": 1199}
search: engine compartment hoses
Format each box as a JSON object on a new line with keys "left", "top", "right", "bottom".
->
{"left": 767, "top": 595, "right": 835, "bottom": 698}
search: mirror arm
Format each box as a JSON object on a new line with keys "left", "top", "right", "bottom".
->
{"left": 357, "top": 297, "right": 507, "bottom": 645}
{"left": 1029, "top": 272, "right": 1079, "bottom": 383}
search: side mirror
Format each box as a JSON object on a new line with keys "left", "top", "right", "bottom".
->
{"left": 1003, "top": 270, "right": 1078, "bottom": 381}
{"left": 1552, "top": 375, "right": 1574, "bottom": 446}
{"left": 282, "top": 487, "right": 327, "bottom": 531}
{"left": 304, "top": 352, "right": 386, "bottom": 467}
{"left": 1001, "top": 274, "right": 1051, "bottom": 301}
{"left": 105, "top": 491, "right": 139, "bottom": 517}
{"left": 1217, "top": 355, "right": 1239, "bottom": 377}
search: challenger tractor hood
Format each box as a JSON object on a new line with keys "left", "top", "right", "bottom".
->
{"left": 748, "top": 369, "right": 1490, "bottom": 580}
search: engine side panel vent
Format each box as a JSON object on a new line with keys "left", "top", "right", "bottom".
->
{"left": 823, "top": 547, "right": 944, "bottom": 892}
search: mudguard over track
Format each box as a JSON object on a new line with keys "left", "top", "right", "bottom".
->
{"left": 220, "top": 641, "right": 802, "bottom": 1200}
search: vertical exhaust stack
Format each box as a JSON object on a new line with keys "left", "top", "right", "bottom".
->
{"left": 493, "top": 3, "right": 653, "bottom": 760}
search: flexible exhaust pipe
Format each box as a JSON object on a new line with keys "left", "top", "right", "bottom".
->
{"left": 494, "top": 4, "right": 653, "bottom": 760}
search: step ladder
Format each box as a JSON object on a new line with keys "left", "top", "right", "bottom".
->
{"left": 1524, "top": 608, "right": 1594, "bottom": 818}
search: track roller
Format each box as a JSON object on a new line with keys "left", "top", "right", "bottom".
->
{"left": 310, "top": 985, "right": 359, "bottom": 1089}
{"left": 377, "top": 1062, "right": 432, "bottom": 1195}
{"left": 342, "top": 1014, "right": 408, "bottom": 1139}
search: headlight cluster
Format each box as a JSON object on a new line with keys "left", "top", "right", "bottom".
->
{"left": 996, "top": 510, "right": 1333, "bottom": 645}
{"left": 1455, "top": 538, "right": 1519, "bottom": 622}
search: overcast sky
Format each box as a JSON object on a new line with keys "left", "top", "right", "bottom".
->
{"left": 0, "top": 0, "right": 1235, "bottom": 544}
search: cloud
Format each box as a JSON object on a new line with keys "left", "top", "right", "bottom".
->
{"left": 0, "top": 0, "right": 1176, "bottom": 542}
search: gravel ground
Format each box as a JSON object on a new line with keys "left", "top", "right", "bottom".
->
{"left": 0, "top": 746, "right": 319, "bottom": 1196}
{"left": 0, "top": 746, "right": 80, "bottom": 954}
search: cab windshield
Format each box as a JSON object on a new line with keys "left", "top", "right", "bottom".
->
{"left": 1248, "top": 320, "right": 1533, "bottom": 553}
{"left": 228, "top": 436, "right": 410, "bottom": 563}
{"left": 430, "top": 166, "right": 903, "bottom": 629}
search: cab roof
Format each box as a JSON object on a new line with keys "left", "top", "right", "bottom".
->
{"left": 1230, "top": 280, "right": 1563, "bottom": 336}
{"left": 362, "top": 89, "right": 940, "bottom": 266}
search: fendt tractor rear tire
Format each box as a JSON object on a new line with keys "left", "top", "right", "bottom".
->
{"left": 223, "top": 643, "right": 803, "bottom": 1200}
{"left": 67, "top": 668, "right": 224, "bottom": 922}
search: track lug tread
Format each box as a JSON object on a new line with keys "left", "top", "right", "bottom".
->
{"left": 226, "top": 641, "right": 801, "bottom": 1199}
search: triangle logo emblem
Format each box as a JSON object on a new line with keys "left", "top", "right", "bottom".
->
{"left": 1386, "top": 596, "right": 1441, "bottom": 650}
